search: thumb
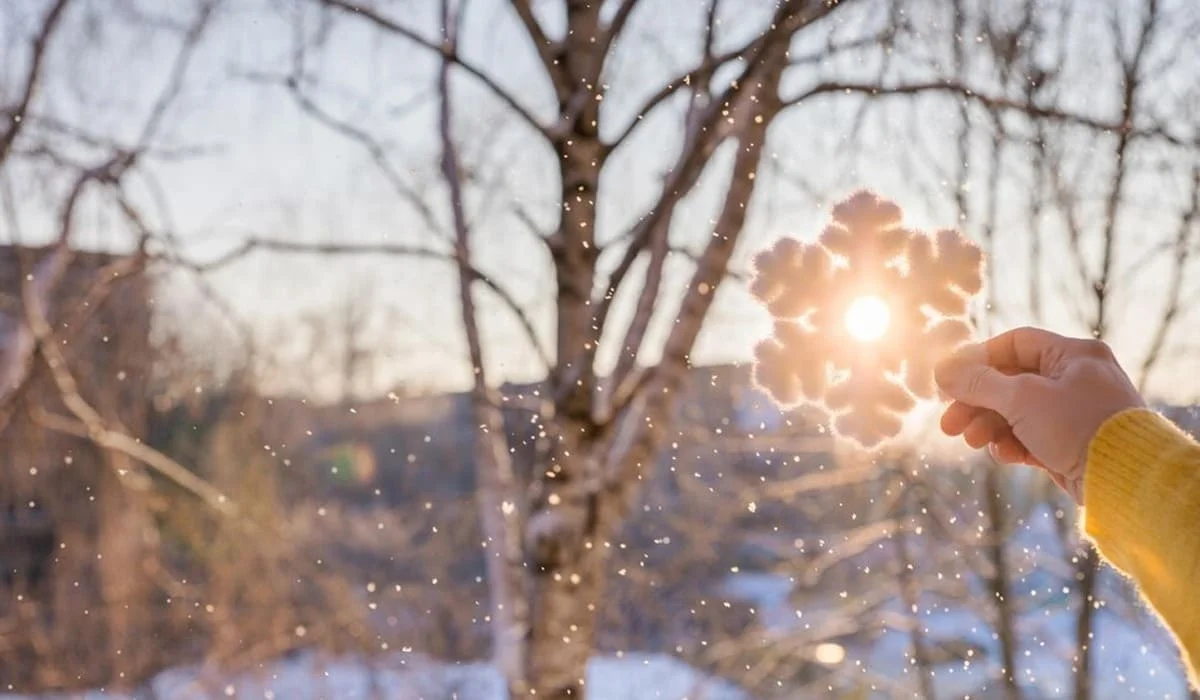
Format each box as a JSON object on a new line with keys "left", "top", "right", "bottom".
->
{"left": 934, "top": 343, "right": 1021, "bottom": 417}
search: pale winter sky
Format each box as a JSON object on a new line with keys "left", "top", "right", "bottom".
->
{"left": 4, "top": 0, "right": 1198, "bottom": 402}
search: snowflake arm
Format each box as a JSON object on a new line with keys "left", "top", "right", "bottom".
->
{"left": 750, "top": 191, "right": 985, "bottom": 447}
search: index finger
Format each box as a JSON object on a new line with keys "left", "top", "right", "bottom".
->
{"left": 985, "top": 326, "right": 1065, "bottom": 373}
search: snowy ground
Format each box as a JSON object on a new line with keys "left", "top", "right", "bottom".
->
{"left": 7, "top": 500, "right": 1193, "bottom": 699}
{"left": 720, "top": 504, "right": 1192, "bottom": 699}
{"left": 1, "top": 651, "right": 747, "bottom": 700}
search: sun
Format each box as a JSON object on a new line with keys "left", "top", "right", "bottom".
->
{"left": 844, "top": 295, "right": 891, "bottom": 342}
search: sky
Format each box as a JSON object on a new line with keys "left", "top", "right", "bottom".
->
{"left": 3, "top": 0, "right": 1199, "bottom": 403}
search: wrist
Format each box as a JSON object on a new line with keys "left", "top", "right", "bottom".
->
{"left": 1082, "top": 407, "right": 1175, "bottom": 510}
{"left": 1066, "top": 473, "right": 1085, "bottom": 506}
{"left": 1080, "top": 407, "right": 1193, "bottom": 569}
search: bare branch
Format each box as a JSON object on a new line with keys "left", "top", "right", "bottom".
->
{"left": 755, "top": 463, "right": 880, "bottom": 500}
{"left": 594, "top": 0, "right": 851, "bottom": 345}
{"left": 0, "top": 0, "right": 71, "bottom": 166}
{"left": 438, "top": 1, "right": 529, "bottom": 684}
{"left": 512, "top": 200, "right": 553, "bottom": 242}
{"left": 20, "top": 265, "right": 235, "bottom": 516}
{"left": 250, "top": 70, "right": 447, "bottom": 240}
{"left": 599, "top": 0, "right": 640, "bottom": 59}
{"left": 315, "top": 0, "right": 550, "bottom": 139}
{"left": 702, "top": 0, "right": 720, "bottom": 57}
{"left": 0, "top": 249, "right": 68, "bottom": 404}
{"left": 135, "top": 0, "right": 217, "bottom": 147}
{"left": 1044, "top": 144, "right": 1095, "bottom": 303}
{"left": 184, "top": 238, "right": 449, "bottom": 273}
{"left": 607, "top": 0, "right": 725, "bottom": 394}
{"left": 0, "top": 152, "right": 137, "bottom": 410}
{"left": 508, "top": 0, "right": 563, "bottom": 90}
{"left": 34, "top": 409, "right": 236, "bottom": 516}
{"left": 56, "top": 240, "right": 149, "bottom": 337}
{"left": 17, "top": 113, "right": 219, "bottom": 161}
{"left": 606, "top": 58, "right": 783, "bottom": 477}
{"left": 1094, "top": 0, "right": 1158, "bottom": 340}
{"left": 178, "top": 238, "right": 552, "bottom": 368}
{"left": 782, "top": 80, "right": 1194, "bottom": 148}
{"left": 604, "top": 0, "right": 847, "bottom": 153}
{"left": 591, "top": 82, "right": 753, "bottom": 374}
{"left": 1138, "top": 165, "right": 1200, "bottom": 389}
{"left": 1, "top": 0, "right": 214, "bottom": 410}
{"left": 602, "top": 44, "right": 744, "bottom": 152}
{"left": 803, "top": 519, "right": 909, "bottom": 586}
{"left": 787, "top": 30, "right": 895, "bottom": 67}
{"left": 471, "top": 271, "right": 550, "bottom": 371}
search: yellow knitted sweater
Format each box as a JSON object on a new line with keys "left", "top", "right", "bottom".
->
{"left": 1085, "top": 408, "right": 1200, "bottom": 686}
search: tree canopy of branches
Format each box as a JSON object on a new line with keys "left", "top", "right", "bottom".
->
{"left": 2, "top": 0, "right": 1199, "bottom": 697}
{"left": 258, "top": 0, "right": 1199, "bottom": 696}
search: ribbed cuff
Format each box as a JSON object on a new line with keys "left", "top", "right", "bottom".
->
{"left": 1083, "top": 408, "right": 1186, "bottom": 561}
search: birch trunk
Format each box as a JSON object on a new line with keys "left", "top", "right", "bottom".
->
{"left": 437, "top": 8, "right": 530, "bottom": 692}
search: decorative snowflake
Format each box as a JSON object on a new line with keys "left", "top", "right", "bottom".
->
{"left": 750, "top": 191, "right": 984, "bottom": 447}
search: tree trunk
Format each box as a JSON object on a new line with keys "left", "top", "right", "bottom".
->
{"left": 523, "top": 67, "right": 782, "bottom": 697}
{"left": 471, "top": 389, "right": 530, "bottom": 695}
{"left": 984, "top": 466, "right": 1021, "bottom": 700}
{"left": 1073, "top": 552, "right": 1098, "bottom": 700}
{"left": 527, "top": 484, "right": 607, "bottom": 698}
{"left": 896, "top": 479, "right": 935, "bottom": 699}
{"left": 95, "top": 457, "right": 153, "bottom": 685}
{"left": 436, "top": 14, "right": 530, "bottom": 691}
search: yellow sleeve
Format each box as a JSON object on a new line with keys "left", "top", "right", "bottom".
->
{"left": 1084, "top": 408, "right": 1200, "bottom": 686}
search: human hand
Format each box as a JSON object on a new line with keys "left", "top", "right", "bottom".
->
{"left": 933, "top": 327, "right": 1145, "bottom": 504}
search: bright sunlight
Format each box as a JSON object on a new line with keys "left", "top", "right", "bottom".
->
{"left": 844, "top": 295, "right": 891, "bottom": 342}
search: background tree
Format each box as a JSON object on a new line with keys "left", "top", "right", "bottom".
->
{"left": 264, "top": 0, "right": 1199, "bottom": 696}
{"left": 2, "top": 0, "right": 1198, "bottom": 697}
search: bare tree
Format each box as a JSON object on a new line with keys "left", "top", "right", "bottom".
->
{"left": 6, "top": 0, "right": 1195, "bottom": 696}
{"left": 438, "top": 0, "right": 531, "bottom": 687}
{"left": 243, "top": 1, "right": 1200, "bottom": 696}
{"left": 944, "top": 1, "right": 1200, "bottom": 697}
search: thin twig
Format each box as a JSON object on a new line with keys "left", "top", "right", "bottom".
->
{"left": 243, "top": 70, "right": 447, "bottom": 241}
{"left": 507, "top": 0, "right": 562, "bottom": 89}
{"left": 598, "top": 0, "right": 641, "bottom": 60}
{"left": 782, "top": 80, "right": 1192, "bottom": 148}
{"left": 0, "top": 0, "right": 72, "bottom": 166}
{"left": 315, "top": 0, "right": 549, "bottom": 139}
{"left": 135, "top": 0, "right": 218, "bottom": 146}
{"left": 1138, "top": 165, "right": 1200, "bottom": 389}
{"left": 21, "top": 267, "right": 236, "bottom": 516}
{"left": 438, "top": 0, "right": 530, "bottom": 684}
{"left": 179, "top": 238, "right": 552, "bottom": 368}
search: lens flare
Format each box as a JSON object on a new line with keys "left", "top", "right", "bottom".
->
{"left": 844, "top": 295, "right": 890, "bottom": 342}
{"left": 814, "top": 642, "right": 846, "bottom": 665}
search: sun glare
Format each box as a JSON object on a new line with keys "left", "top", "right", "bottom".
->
{"left": 814, "top": 642, "right": 846, "bottom": 665}
{"left": 844, "top": 295, "right": 890, "bottom": 342}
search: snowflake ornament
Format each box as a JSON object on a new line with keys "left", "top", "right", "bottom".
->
{"left": 750, "top": 191, "right": 984, "bottom": 447}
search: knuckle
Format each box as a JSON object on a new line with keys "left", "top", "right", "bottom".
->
{"left": 1006, "top": 374, "right": 1038, "bottom": 406}
{"left": 1081, "top": 338, "right": 1114, "bottom": 359}
{"left": 964, "top": 366, "right": 990, "bottom": 399}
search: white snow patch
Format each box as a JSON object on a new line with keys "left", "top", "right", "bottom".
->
{"left": 2, "top": 650, "right": 747, "bottom": 700}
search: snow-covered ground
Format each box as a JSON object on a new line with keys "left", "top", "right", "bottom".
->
{"left": 721, "top": 569, "right": 1188, "bottom": 698}
{"left": 720, "top": 504, "right": 1193, "bottom": 699}
{"left": 8, "top": 500, "right": 1193, "bottom": 699}
{"left": 1, "top": 651, "right": 747, "bottom": 700}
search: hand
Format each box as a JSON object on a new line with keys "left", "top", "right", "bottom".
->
{"left": 933, "top": 327, "right": 1145, "bottom": 504}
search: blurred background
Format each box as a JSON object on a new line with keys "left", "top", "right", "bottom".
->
{"left": 1, "top": 0, "right": 1198, "bottom": 697}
